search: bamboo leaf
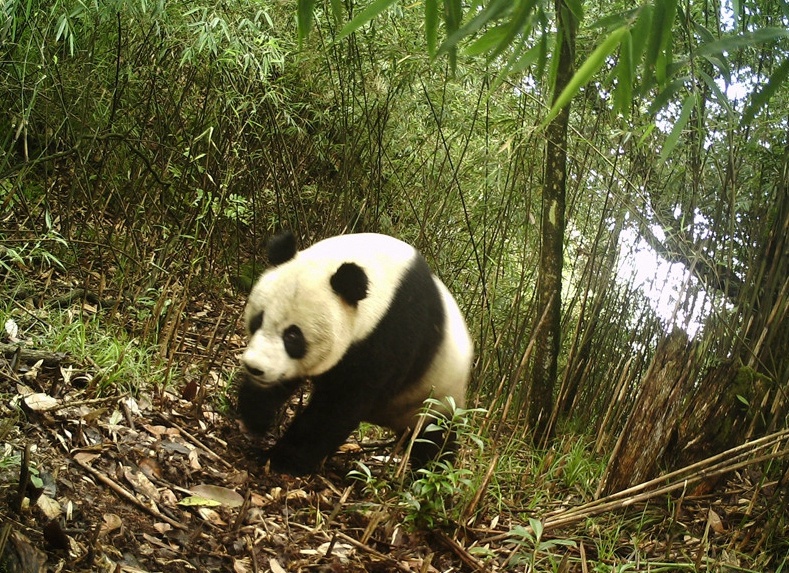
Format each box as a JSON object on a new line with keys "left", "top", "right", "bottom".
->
{"left": 697, "top": 69, "right": 733, "bottom": 116}
{"left": 489, "top": 0, "right": 538, "bottom": 61}
{"left": 741, "top": 57, "right": 789, "bottom": 126}
{"left": 613, "top": 30, "right": 633, "bottom": 116}
{"left": 336, "top": 0, "right": 399, "bottom": 41}
{"left": 439, "top": 0, "right": 511, "bottom": 55}
{"left": 464, "top": 24, "right": 508, "bottom": 57}
{"left": 659, "top": 92, "right": 696, "bottom": 163}
{"left": 655, "top": 0, "right": 678, "bottom": 85}
{"left": 589, "top": 7, "right": 640, "bottom": 31}
{"left": 330, "top": 0, "right": 343, "bottom": 22}
{"left": 694, "top": 26, "right": 789, "bottom": 58}
{"left": 648, "top": 76, "right": 689, "bottom": 115}
{"left": 425, "top": 0, "right": 438, "bottom": 56}
{"left": 297, "top": 0, "right": 315, "bottom": 42}
{"left": 541, "top": 25, "right": 629, "bottom": 128}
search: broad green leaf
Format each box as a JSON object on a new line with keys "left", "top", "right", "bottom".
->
{"left": 563, "top": 0, "right": 584, "bottom": 22}
{"left": 655, "top": 0, "right": 678, "bottom": 84}
{"left": 659, "top": 92, "right": 696, "bottom": 163}
{"left": 336, "top": 0, "right": 399, "bottom": 41}
{"left": 425, "top": 0, "right": 438, "bottom": 56}
{"left": 742, "top": 57, "right": 789, "bottom": 125}
{"left": 542, "top": 25, "right": 629, "bottom": 127}
{"left": 644, "top": 0, "right": 677, "bottom": 86}
{"left": 629, "top": 4, "right": 652, "bottom": 67}
{"left": 508, "top": 40, "right": 545, "bottom": 76}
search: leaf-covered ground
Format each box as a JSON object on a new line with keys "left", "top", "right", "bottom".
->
{"left": 1, "top": 286, "right": 786, "bottom": 572}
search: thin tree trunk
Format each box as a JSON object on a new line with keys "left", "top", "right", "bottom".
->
{"left": 529, "top": 0, "right": 577, "bottom": 445}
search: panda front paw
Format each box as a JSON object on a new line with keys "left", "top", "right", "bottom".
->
{"left": 267, "top": 442, "right": 324, "bottom": 476}
{"left": 236, "top": 375, "right": 298, "bottom": 436}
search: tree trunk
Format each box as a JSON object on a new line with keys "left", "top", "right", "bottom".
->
{"left": 528, "top": 0, "right": 577, "bottom": 445}
{"left": 665, "top": 360, "right": 771, "bottom": 495}
{"left": 600, "top": 329, "right": 697, "bottom": 496}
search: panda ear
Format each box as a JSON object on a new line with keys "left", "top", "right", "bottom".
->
{"left": 330, "top": 263, "right": 368, "bottom": 306}
{"left": 267, "top": 232, "right": 298, "bottom": 266}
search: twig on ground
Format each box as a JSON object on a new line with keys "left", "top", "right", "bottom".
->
{"left": 71, "top": 455, "right": 188, "bottom": 531}
{"left": 156, "top": 413, "right": 234, "bottom": 469}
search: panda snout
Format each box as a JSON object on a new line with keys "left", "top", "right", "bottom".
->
{"left": 243, "top": 363, "right": 265, "bottom": 378}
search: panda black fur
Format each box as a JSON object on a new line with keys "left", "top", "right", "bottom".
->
{"left": 237, "top": 231, "right": 473, "bottom": 475}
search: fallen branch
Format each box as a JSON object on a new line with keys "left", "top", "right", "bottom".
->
{"left": 481, "top": 428, "right": 789, "bottom": 544}
{"left": 71, "top": 455, "right": 187, "bottom": 531}
{"left": 0, "top": 343, "right": 69, "bottom": 367}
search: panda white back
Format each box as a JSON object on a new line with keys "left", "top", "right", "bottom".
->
{"left": 237, "top": 231, "right": 473, "bottom": 474}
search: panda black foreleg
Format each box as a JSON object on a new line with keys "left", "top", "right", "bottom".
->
{"left": 409, "top": 422, "right": 458, "bottom": 469}
{"left": 267, "top": 383, "right": 367, "bottom": 475}
{"left": 236, "top": 374, "right": 300, "bottom": 436}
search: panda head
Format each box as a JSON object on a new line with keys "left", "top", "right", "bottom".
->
{"left": 241, "top": 232, "right": 369, "bottom": 385}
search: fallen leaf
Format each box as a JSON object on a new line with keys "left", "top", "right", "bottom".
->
{"left": 124, "top": 467, "right": 160, "bottom": 502}
{"left": 178, "top": 496, "right": 222, "bottom": 507}
{"left": 138, "top": 456, "right": 163, "bottom": 480}
{"left": 24, "top": 392, "right": 59, "bottom": 411}
{"left": 708, "top": 508, "right": 725, "bottom": 534}
{"left": 269, "top": 558, "right": 287, "bottom": 573}
{"left": 36, "top": 494, "right": 62, "bottom": 519}
{"left": 100, "top": 513, "right": 123, "bottom": 537}
{"left": 197, "top": 506, "right": 227, "bottom": 525}
{"left": 190, "top": 484, "right": 244, "bottom": 508}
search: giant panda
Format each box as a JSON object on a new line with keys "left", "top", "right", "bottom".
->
{"left": 236, "top": 231, "right": 473, "bottom": 475}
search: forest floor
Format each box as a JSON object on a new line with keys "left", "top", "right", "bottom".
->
{"left": 1, "top": 281, "right": 785, "bottom": 572}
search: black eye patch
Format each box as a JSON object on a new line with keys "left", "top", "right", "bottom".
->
{"left": 249, "top": 311, "right": 263, "bottom": 334}
{"left": 283, "top": 325, "right": 306, "bottom": 359}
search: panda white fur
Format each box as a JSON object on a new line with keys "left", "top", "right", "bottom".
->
{"left": 236, "top": 231, "right": 473, "bottom": 475}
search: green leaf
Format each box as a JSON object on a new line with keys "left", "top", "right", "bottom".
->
{"left": 648, "top": 76, "right": 689, "bottom": 115}
{"left": 613, "top": 30, "right": 633, "bottom": 116}
{"left": 741, "top": 56, "right": 789, "bottom": 125}
{"left": 541, "top": 25, "right": 629, "bottom": 128}
{"left": 464, "top": 24, "right": 508, "bottom": 57}
{"left": 697, "top": 69, "right": 733, "bottom": 116}
{"left": 336, "top": 0, "right": 399, "bottom": 41}
{"left": 643, "top": 0, "right": 677, "bottom": 86}
{"left": 425, "top": 0, "right": 438, "bottom": 56}
{"left": 694, "top": 26, "right": 789, "bottom": 58}
{"left": 658, "top": 92, "right": 696, "bottom": 163}
{"left": 488, "top": 0, "right": 538, "bottom": 61}
{"left": 330, "top": 0, "right": 343, "bottom": 22}
{"left": 297, "top": 0, "right": 315, "bottom": 42}
{"left": 588, "top": 7, "right": 640, "bottom": 31}
{"left": 439, "top": 0, "right": 512, "bottom": 55}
